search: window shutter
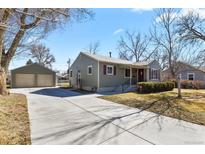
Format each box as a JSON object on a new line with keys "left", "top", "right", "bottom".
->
{"left": 103, "top": 65, "right": 106, "bottom": 75}
{"left": 114, "top": 66, "right": 116, "bottom": 75}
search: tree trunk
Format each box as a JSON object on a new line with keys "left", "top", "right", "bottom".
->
{"left": 0, "top": 67, "right": 8, "bottom": 95}
{"left": 177, "top": 75, "right": 182, "bottom": 99}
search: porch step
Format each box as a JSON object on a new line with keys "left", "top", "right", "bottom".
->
{"left": 125, "top": 85, "right": 137, "bottom": 92}
{"left": 112, "top": 84, "right": 137, "bottom": 93}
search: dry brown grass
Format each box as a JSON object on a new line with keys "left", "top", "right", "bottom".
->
{"left": 100, "top": 89, "right": 205, "bottom": 126}
{"left": 0, "top": 94, "right": 31, "bottom": 144}
{"left": 58, "top": 82, "right": 72, "bottom": 89}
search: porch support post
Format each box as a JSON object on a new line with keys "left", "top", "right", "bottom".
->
{"left": 146, "top": 67, "right": 149, "bottom": 82}
{"left": 130, "top": 66, "right": 132, "bottom": 86}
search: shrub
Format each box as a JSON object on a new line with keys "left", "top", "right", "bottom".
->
{"left": 181, "top": 80, "right": 190, "bottom": 89}
{"left": 180, "top": 80, "right": 204, "bottom": 90}
{"left": 192, "top": 81, "right": 204, "bottom": 89}
{"left": 137, "top": 82, "right": 175, "bottom": 93}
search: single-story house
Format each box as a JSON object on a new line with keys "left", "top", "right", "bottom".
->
{"left": 162, "top": 61, "right": 205, "bottom": 84}
{"left": 11, "top": 63, "right": 56, "bottom": 88}
{"left": 69, "top": 52, "right": 161, "bottom": 92}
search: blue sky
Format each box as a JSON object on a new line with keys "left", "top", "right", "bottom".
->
{"left": 10, "top": 8, "right": 155, "bottom": 72}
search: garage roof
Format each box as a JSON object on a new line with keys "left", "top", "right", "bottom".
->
{"left": 11, "top": 63, "right": 56, "bottom": 73}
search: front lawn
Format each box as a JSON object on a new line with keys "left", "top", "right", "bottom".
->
{"left": 0, "top": 94, "right": 31, "bottom": 144}
{"left": 99, "top": 89, "right": 205, "bottom": 125}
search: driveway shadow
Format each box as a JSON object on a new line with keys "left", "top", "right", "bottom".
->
{"left": 30, "top": 88, "right": 85, "bottom": 98}
{"left": 30, "top": 87, "right": 122, "bottom": 98}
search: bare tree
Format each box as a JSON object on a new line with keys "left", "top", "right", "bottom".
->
{"left": 85, "top": 41, "right": 100, "bottom": 54}
{"left": 117, "top": 31, "right": 152, "bottom": 62}
{"left": 151, "top": 9, "right": 184, "bottom": 77}
{"left": 176, "top": 9, "right": 205, "bottom": 67}
{"left": 0, "top": 8, "right": 92, "bottom": 95}
{"left": 30, "top": 44, "right": 55, "bottom": 68}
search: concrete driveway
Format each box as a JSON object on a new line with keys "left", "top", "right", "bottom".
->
{"left": 11, "top": 87, "right": 205, "bottom": 145}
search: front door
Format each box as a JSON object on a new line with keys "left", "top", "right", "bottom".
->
{"left": 138, "top": 69, "right": 144, "bottom": 82}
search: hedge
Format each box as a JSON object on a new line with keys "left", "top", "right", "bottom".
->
{"left": 164, "top": 79, "right": 205, "bottom": 89}
{"left": 180, "top": 80, "right": 204, "bottom": 90}
{"left": 137, "top": 82, "right": 175, "bottom": 93}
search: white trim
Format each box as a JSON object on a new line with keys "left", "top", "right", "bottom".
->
{"left": 146, "top": 68, "right": 149, "bottom": 81}
{"left": 106, "top": 65, "right": 114, "bottom": 75}
{"left": 87, "top": 65, "right": 93, "bottom": 75}
{"left": 124, "top": 68, "right": 131, "bottom": 78}
{"left": 187, "top": 73, "right": 195, "bottom": 80}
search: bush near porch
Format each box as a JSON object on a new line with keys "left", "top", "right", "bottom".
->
{"left": 137, "top": 82, "right": 175, "bottom": 93}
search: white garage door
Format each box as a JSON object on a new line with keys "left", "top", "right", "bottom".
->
{"left": 15, "top": 74, "right": 35, "bottom": 87}
{"left": 37, "top": 74, "right": 53, "bottom": 87}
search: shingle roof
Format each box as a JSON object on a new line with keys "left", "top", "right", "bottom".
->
{"left": 133, "top": 60, "right": 154, "bottom": 66}
{"left": 82, "top": 52, "right": 155, "bottom": 66}
{"left": 163, "top": 61, "right": 205, "bottom": 73}
{"left": 11, "top": 63, "right": 56, "bottom": 73}
{"left": 82, "top": 52, "right": 132, "bottom": 65}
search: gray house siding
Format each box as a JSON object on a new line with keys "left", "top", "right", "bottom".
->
{"left": 177, "top": 65, "right": 205, "bottom": 82}
{"left": 162, "top": 62, "right": 205, "bottom": 86}
{"left": 148, "top": 60, "right": 161, "bottom": 70}
{"left": 11, "top": 64, "right": 56, "bottom": 88}
{"left": 148, "top": 60, "right": 161, "bottom": 82}
{"left": 99, "top": 62, "right": 130, "bottom": 89}
{"left": 70, "top": 53, "right": 98, "bottom": 90}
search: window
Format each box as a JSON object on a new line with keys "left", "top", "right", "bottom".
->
{"left": 187, "top": 73, "right": 195, "bottom": 80}
{"left": 124, "top": 68, "right": 131, "bottom": 78}
{"left": 70, "top": 70, "right": 72, "bottom": 77}
{"left": 87, "top": 66, "right": 92, "bottom": 75}
{"left": 107, "top": 65, "right": 113, "bottom": 75}
{"left": 151, "top": 68, "right": 158, "bottom": 80}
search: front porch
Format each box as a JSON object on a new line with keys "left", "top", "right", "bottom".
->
{"left": 115, "top": 65, "right": 149, "bottom": 92}
{"left": 130, "top": 67, "right": 149, "bottom": 85}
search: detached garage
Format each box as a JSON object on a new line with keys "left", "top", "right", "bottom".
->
{"left": 11, "top": 63, "right": 56, "bottom": 88}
